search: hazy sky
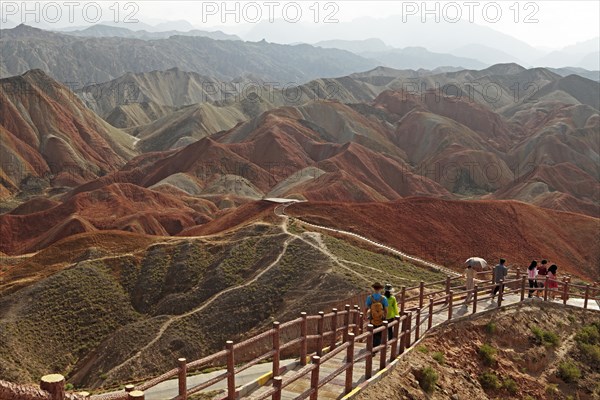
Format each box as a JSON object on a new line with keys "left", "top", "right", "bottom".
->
{"left": 137, "top": 0, "right": 599, "bottom": 48}
{"left": 4, "top": 1, "right": 599, "bottom": 49}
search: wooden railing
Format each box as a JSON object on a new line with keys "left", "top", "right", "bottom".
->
{"left": 23, "top": 271, "right": 600, "bottom": 400}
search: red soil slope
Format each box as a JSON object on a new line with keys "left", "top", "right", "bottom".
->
{"left": 287, "top": 198, "right": 600, "bottom": 281}
{"left": 179, "top": 200, "right": 277, "bottom": 236}
{"left": 0, "top": 183, "right": 210, "bottom": 255}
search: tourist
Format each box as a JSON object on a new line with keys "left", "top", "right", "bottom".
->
{"left": 464, "top": 263, "right": 475, "bottom": 306}
{"left": 527, "top": 260, "right": 538, "bottom": 298}
{"left": 384, "top": 283, "right": 399, "bottom": 340}
{"left": 548, "top": 264, "right": 559, "bottom": 300}
{"left": 366, "top": 282, "right": 388, "bottom": 348}
{"left": 491, "top": 259, "right": 508, "bottom": 299}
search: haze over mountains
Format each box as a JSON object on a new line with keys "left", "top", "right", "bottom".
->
{"left": 0, "top": 24, "right": 377, "bottom": 83}
{"left": 2, "top": 24, "right": 599, "bottom": 85}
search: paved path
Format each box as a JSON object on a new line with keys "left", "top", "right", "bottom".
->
{"left": 145, "top": 360, "right": 299, "bottom": 400}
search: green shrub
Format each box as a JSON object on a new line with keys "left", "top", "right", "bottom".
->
{"left": 432, "top": 351, "right": 445, "bottom": 365}
{"left": 418, "top": 366, "right": 438, "bottom": 393}
{"left": 578, "top": 343, "right": 600, "bottom": 368}
{"left": 478, "top": 343, "right": 497, "bottom": 366}
{"left": 558, "top": 361, "right": 581, "bottom": 383}
{"left": 531, "top": 326, "right": 560, "bottom": 347}
{"left": 485, "top": 321, "right": 497, "bottom": 334}
{"left": 65, "top": 383, "right": 74, "bottom": 391}
{"left": 502, "top": 378, "right": 518, "bottom": 394}
{"left": 479, "top": 372, "right": 500, "bottom": 390}
{"left": 576, "top": 325, "right": 600, "bottom": 345}
{"left": 417, "top": 345, "right": 429, "bottom": 354}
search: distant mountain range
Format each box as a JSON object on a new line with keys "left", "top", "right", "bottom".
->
{"left": 0, "top": 24, "right": 378, "bottom": 84}
{"left": 62, "top": 24, "right": 241, "bottom": 41}
{"left": 314, "top": 39, "right": 487, "bottom": 70}
{"left": 3, "top": 24, "right": 598, "bottom": 88}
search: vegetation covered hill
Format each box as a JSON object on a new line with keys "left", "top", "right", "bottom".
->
{"left": 0, "top": 214, "right": 447, "bottom": 390}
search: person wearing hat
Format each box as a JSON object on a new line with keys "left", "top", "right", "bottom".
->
{"left": 365, "top": 282, "right": 388, "bottom": 348}
{"left": 384, "top": 283, "right": 399, "bottom": 340}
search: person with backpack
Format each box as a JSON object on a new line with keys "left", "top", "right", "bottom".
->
{"left": 527, "top": 260, "right": 538, "bottom": 298}
{"left": 491, "top": 258, "right": 508, "bottom": 299}
{"left": 365, "top": 282, "right": 388, "bottom": 348}
{"left": 384, "top": 283, "right": 399, "bottom": 340}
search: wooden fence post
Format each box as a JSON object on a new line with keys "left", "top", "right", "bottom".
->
{"left": 428, "top": 297, "right": 434, "bottom": 330}
{"left": 343, "top": 305, "right": 350, "bottom": 343}
{"left": 366, "top": 324, "right": 374, "bottom": 379}
{"left": 400, "top": 286, "right": 406, "bottom": 314}
{"left": 515, "top": 269, "right": 521, "bottom": 291}
{"left": 273, "top": 322, "right": 281, "bottom": 377}
{"left": 448, "top": 291, "right": 454, "bottom": 320}
{"left": 226, "top": 341, "right": 235, "bottom": 400}
{"left": 445, "top": 276, "right": 451, "bottom": 304}
{"left": 380, "top": 321, "right": 388, "bottom": 370}
{"left": 405, "top": 312, "right": 413, "bottom": 348}
{"left": 273, "top": 376, "right": 282, "bottom": 400}
{"left": 415, "top": 308, "right": 421, "bottom": 341}
{"left": 391, "top": 316, "right": 400, "bottom": 358}
{"left": 562, "top": 278, "right": 569, "bottom": 305}
{"left": 331, "top": 308, "right": 338, "bottom": 350}
{"left": 399, "top": 315, "right": 407, "bottom": 355}
{"left": 178, "top": 358, "right": 187, "bottom": 400}
{"left": 300, "top": 312, "right": 308, "bottom": 366}
{"left": 472, "top": 285, "right": 478, "bottom": 314}
{"left": 419, "top": 281, "right": 425, "bottom": 308}
{"left": 544, "top": 276, "right": 549, "bottom": 301}
{"left": 128, "top": 391, "right": 145, "bottom": 400}
{"left": 345, "top": 333, "right": 355, "bottom": 394}
{"left": 310, "top": 356, "right": 321, "bottom": 400}
{"left": 584, "top": 285, "right": 590, "bottom": 309}
{"left": 40, "top": 374, "right": 65, "bottom": 400}
{"left": 317, "top": 312, "right": 324, "bottom": 356}
{"left": 124, "top": 385, "right": 135, "bottom": 392}
{"left": 359, "top": 312, "right": 364, "bottom": 334}
{"left": 520, "top": 276, "right": 526, "bottom": 302}
{"left": 353, "top": 305, "right": 360, "bottom": 336}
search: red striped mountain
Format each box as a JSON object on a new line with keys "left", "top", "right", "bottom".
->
{"left": 0, "top": 70, "right": 136, "bottom": 198}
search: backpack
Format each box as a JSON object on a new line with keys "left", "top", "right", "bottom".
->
{"left": 369, "top": 295, "right": 385, "bottom": 326}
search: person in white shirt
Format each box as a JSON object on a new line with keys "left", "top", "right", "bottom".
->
{"left": 527, "top": 260, "right": 538, "bottom": 298}
{"left": 464, "top": 264, "right": 475, "bottom": 306}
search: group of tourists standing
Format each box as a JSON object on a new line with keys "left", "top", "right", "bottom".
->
{"left": 527, "top": 259, "right": 560, "bottom": 299}
{"left": 364, "top": 258, "right": 562, "bottom": 348}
